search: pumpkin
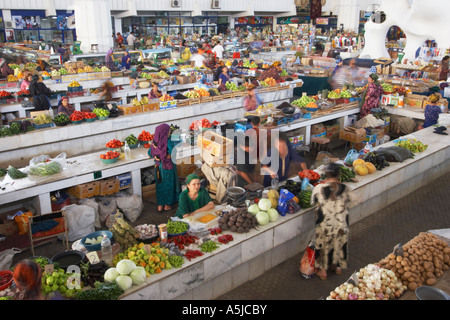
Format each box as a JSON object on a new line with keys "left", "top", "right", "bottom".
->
{"left": 352, "top": 159, "right": 366, "bottom": 168}
{"left": 354, "top": 164, "right": 369, "bottom": 176}
{"left": 364, "top": 162, "right": 377, "bottom": 174}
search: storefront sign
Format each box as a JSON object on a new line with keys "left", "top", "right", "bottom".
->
{"left": 315, "top": 18, "right": 329, "bottom": 25}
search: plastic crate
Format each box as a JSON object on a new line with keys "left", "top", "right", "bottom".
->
{"left": 67, "top": 86, "right": 83, "bottom": 93}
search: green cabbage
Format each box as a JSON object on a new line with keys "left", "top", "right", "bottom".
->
{"left": 258, "top": 198, "right": 272, "bottom": 212}
{"left": 248, "top": 204, "right": 260, "bottom": 215}
{"left": 115, "top": 275, "right": 133, "bottom": 291}
{"left": 267, "top": 208, "right": 279, "bottom": 222}
{"left": 129, "top": 266, "right": 146, "bottom": 285}
{"left": 256, "top": 211, "right": 270, "bottom": 226}
{"left": 104, "top": 267, "right": 120, "bottom": 283}
{"left": 116, "top": 259, "right": 136, "bottom": 275}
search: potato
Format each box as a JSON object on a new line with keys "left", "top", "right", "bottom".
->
{"left": 401, "top": 260, "right": 409, "bottom": 267}
{"left": 404, "top": 266, "right": 410, "bottom": 272}
{"left": 410, "top": 264, "right": 417, "bottom": 272}
{"left": 389, "top": 259, "right": 397, "bottom": 266}
{"left": 426, "top": 271, "right": 434, "bottom": 279}
{"left": 396, "top": 256, "right": 403, "bottom": 263}
{"left": 403, "top": 271, "right": 412, "bottom": 279}
{"left": 397, "top": 268, "right": 405, "bottom": 275}
{"left": 388, "top": 253, "right": 396, "bottom": 260}
{"left": 396, "top": 262, "right": 402, "bottom": 269}
{"left": 408, "top": 282, "right": 418, "bottom": 291}
{"left": 443, "top": 254, "right": 449, "bottom": 264}
{"left": 425, "top": 278, "right": 436, "bottom": 286}
{"left": 443, "top": 247, "right": 450, "bottom": 254}
{"left": 443, "top": 264, "right": 449, "bottom": 271}
{"left": 408, "top": 276, "right": 416, "bottom": 283}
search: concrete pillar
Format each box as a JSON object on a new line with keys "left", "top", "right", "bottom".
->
{"left": 229, "top": 16, "right": 235, "bottom": 30}
{"left": 73, "top": 0, "right": 113, "bottom": 54}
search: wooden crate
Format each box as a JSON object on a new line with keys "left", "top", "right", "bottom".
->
{"left": 67, "top": 181, "right": 100, "bottom": 199}
{"left": 212, "top": 95, "right": 224, "bottom": 101}
{"left": 118, "top": 104, "right": 143, "bottom": 115}
{"left": 201, "top": 150, "right": 233, "bottom": 167}
{"left": 99, "top": 178, "right": 120, "bottom": 196}
{"left": 188, "top": 98, "right": 201, "bottom": 105}
{"left": 176, "top": 99, "right": 190, "bottom": 107}
{"left": 142, "top": 103, "right": 160, "bottom": 112}
{"left": 197, "top": 130, "right": 233, "bottom": 158}
{"left": 200, "top": 96, "right": 213, "bottom": 103}
{"left": 142, "top": 184, "right": 156, "bottom": 200}
{"left": 233, "top": 91, "right": 246, "bottom": 98}
{"left": 221, "top": 93, "right": 233, "bottom": 99}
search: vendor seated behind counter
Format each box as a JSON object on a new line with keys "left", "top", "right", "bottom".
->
{"left": 175, "top": 174, "right": 215, "bottom": 219}
{"left": 262, "top": 131, "right": 307, "bottom": 188}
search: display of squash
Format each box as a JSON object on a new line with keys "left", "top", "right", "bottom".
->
{"left": 353, "top": 159, "right": 365, "bottom": 168}
{"left": 364, "top": 162, "right": 377, "bottom": 174}
{"left": 354, "top": 164, "right": 369, "bottom": 176}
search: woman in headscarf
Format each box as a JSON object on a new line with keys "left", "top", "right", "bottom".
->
{"left": 105, "top": 49, "right": 116, "bottom": 71}
{"left": 311, "top": 163, "right": 357, "bottom": 280}
{"left": 120, "top": 49, "right": 131, "bottom": 70}
{"left": 175, "top": 173, "right": 215, "bottom": 218}
{"left": 57, "top": 96, "right": 75, "bottom": 116}
{"left": 359, "top": 73, "right": 383, "bottom": 118}
{"left": 13, "top": 260, "right": 45, "bottom": 300}
{"left": 423, "top": 93, "right": 442, "bottom": 128}
{"left": 149, "top": 123, "right": 181, "bottom": 213}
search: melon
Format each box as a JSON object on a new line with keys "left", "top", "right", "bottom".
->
{"left": 353, "top": 159, "right": 365, "bottom": 168}
{"left": 364, "top": 162, "right": 376, "bottom": 174}
{"left": 354, "top": 164, "right": 369, "bottom": 176}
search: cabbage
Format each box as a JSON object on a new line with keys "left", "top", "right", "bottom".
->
{"left": 258, "top": 198, "right": 272, "bottom": 212}
{"left": 248, "top": 204, "right": 260, "bottom": 215}
{"left": 115, "top": 275, "right": 133, "bottom": 291}
{"left": 116, "top": 259, "right": 136, "bottom": 275}
{"left": 129, "top": 266, "right": 146, "bottom": 285}
{"left": 256, "top": 211, "right": 270, "bottom": 226}
{"left": 104, "top": 267, "right": 120, "bottom": 282}
{"left": 267, "top": 208, "right": 279, "bottom": 222}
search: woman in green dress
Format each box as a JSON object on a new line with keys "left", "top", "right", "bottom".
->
{"left": 149, "top": 123, "right": 181, "bottom": 213}
{"left": 175, "top": 174, "right": 215, "bottom": 218}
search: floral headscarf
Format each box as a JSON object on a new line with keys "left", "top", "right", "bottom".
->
{"left": 150, "top": 123, "right": 173, "bottom": 170}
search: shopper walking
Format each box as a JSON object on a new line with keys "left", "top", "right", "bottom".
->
{"left": 359, "top": 73, "right": 383, "bottom": 118}
{"left": 311, "top": 163, "right": 357, "bottom": 280}
{"left": 127, "top": 32, "right": 136, "bottom": 50}
{"left": 149, "top": 123, "right": 181, "bottom": 213}
{"left": 242, "top": 84, "right": 262, "bottom": 112}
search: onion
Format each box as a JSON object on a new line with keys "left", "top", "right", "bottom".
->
{"left": 376, "top": 293, "right": 385, "bottom": 300}
{"left": 348, "top": 293, "right": 359, "bottom": 300}
{"left": 330, "top": 291, "right": 337, "bottom": 299}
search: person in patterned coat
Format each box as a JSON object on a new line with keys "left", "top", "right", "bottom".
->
{"left": 359, "top": 73, "right": 383, "bottom": 118}
{"left": 311, "top": 163, "right": 357, "bottom": 280}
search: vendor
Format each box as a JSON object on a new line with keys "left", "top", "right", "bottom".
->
{"left": 423, "top": 93, "right": 442, "bottom": 128}
{"left": 148, "top": 82, "right": 162, "bottom": 100}
{"left": 234, "top": 133, "right": 258, "bottom": 187}
{"left": 218, "top": 66, "right": 230, "bottom": 90}
{"left": 29, "top": 74, "right": 52, "bottom": 111}
{"left": 175, "top": 174, "right": 215, "bottom": 218}
{"left": 262, "top": 131, "right": 307, "bottom": 188}
{"left": 0, "top": 57, "right": 14, "bottom": 79}
{"left": 120, "top": 50, "right": 131, "bottom": 70}
{"left": 105, "top": 49, "right": 116, "bottom": 71}
{"left": 359, "top": 73, "right": 383, "bottom": 118}
{"left": 242, "top": 84, "right": 262, "bottom": 112}
{"left": 439, "top": 56, "right": 449, "bottom": 81}
{"left": 20, "top": 71, "right": 33, "bottom": 91}
{"left": 57, "top": 96, "right": 75, "bottom": 116}
{"left": 35, "top": 59, "right": 52, "bottom": 72}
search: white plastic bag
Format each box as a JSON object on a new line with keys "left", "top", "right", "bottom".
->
{"left": 58, "top": 204, "right": 95, "bottom": 242}
{"left": 0, "top": 248, "right": 22, "bottom": 270}
{"left": 27, "top": 152, "right": 67, "bottom": 176}
{"left": 78, "top": 198, "right": 101, "bottom": 229}
{"left": 116, "top": 194, "right": 143, "bottom": 223}
{"left": 98, "top": 197, "right": 117, "bottom": 224}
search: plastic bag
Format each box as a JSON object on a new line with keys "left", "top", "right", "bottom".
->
{"left": 14, "top": 211, "right": 33, "bottom": 235}
{"left": 299, "top": 241, "right": 316, "bottom": 279}
{"left": 276, "top": 189, "right": 295, "bottom": 216}
{"left": 0, "top": 248, "right": 22, "bottom": 270}
{"left": 98, "top": 197, "right": 117, "bottom": 225}
{"left": 116, "top": 194, "right": 144, "bottom": 223}
{"left": 344, "top": 149, "right": 359, "bottom": 166}
{"left": 78, "top": 198, "right": 101, "bottom": 229}
{"left": 58, "top": 204, "right": 95, "bottom": 242}
{"left": 28, "top": 152, "right": 66, "bottom": 176}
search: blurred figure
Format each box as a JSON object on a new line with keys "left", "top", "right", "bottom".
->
{"left": 0, "top": 57, "right": 14, "bottom": 79}
{"left": 13, "top": 260, "right": 45, "bottom": 300}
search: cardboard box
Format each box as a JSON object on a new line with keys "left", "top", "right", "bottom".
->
{"left": 176, "top": 75, "right": 191, "bottom": 84}
{"left": 404, "top": 94, "right": 425, "bottom": 108}
{"left": 142, "top": 184, "right": 156, "bottom": 200}
{"left": 116, "top": 173, "right": 132, "bottom": 190}
{"left": 197, "top": 131, "right": 233, "bottom": 158}
{"left": 67, "top": 181, "right": 100, "bottom": 199}
{"left": 99, "top": 178, "right": 120, "bottom": 196}
{"left": 339, "top": 127, "right": 366, "bottom": 143}
{"left": 311, "top": 123, "right": 326, "bottom": 135}
{"left": 364, "top": 134, "right": 377, "bottom": 144}
{"left": 288, "top": 135, "right": 304, "bottom": 147}
{"left": 118, "top": 104, "right": 143, "bottom": 115}
{"left": 177, "top": 163, "right": 198, "bottom": 178}
{"left": 160, "top": 100, "right": 177, "bottom": 110}
{"left": 142, "top": 102, "right": 160, "bottom": 112}
{"left": 326, "top": 123, "right": 340, "bottom": 141}
{"left": 0, "top": 218, "right": 18, "bottom": 236}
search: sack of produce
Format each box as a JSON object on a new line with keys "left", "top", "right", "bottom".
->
{"left": 116, "top": 194, "right": 143, "bottom": 223}
{"left": 98, "top": 197, "right": 117, "bottom": 225}
{"left": 59, "top": 204, "right": 95, "bottom": 241}
{"left": 27, "top": 153, "right": 66, "bottom": 176}
{"left": 78, "top": 198, "right": 101, "bottom": 229}
{"left": 376, "top": 146, "right": 414, "bottom": 162}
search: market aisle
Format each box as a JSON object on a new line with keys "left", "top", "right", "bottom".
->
{"left": 216, "top": 173, "right": 450, "bottom": 300}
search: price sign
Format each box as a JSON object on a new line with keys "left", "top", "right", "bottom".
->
{"left": 93, "top": 171, "right": 102, "bottom": 179}
{"left": 143, "top": 245, "right": 152, "bottom": 255}
{"left": 86, "top": 251, "right": 100, "bottom": 264}
{"left": 271, "top": 48, "right": 277, "bottom": 53}
{"left": 44, "top": 264, "right": 54, "bottom": 274}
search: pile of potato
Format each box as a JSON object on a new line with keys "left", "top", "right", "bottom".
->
{"left": 376, "top": 232, "right": 450, "bottom": 291}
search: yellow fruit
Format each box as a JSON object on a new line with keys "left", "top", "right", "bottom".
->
{"left": 352, "top": 159, "right": 366, "bottom": 168}
{"left": 364, "top": 162, "right": 376, "bottom": 174}
{"left": 354, "top": 164, "right": 369, "bottom": 176}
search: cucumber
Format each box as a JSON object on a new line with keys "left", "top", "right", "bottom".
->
{"left": 7, "top": 165, "right": 28, "bottom": 179}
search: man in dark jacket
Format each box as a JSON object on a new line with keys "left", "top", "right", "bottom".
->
{"left": 29, "top": 74, "right": 52, "bottom": 110}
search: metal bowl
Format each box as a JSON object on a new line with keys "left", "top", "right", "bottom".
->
{"left": 282, "top": 106, "right": 295, "bottom": 115}
{"left": 226, "top": 186, "right": 246, "bottom": 197}
{"left": 415, "top": 286, "right": 450, "bottom": 300}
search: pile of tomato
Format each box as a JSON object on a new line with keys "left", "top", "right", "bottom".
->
{"left": 138, "top": 130, "right": 153, "bottom": 141}
{"left": 299, "top": 169, "right": 321, "bottom": 181}
{"left": 0, "top": 90, "right": 12, "bottom": 98}
{"left": 83, "top": 112, "right": 97, "bottom": 119}
{"left": 106, "top": 139, "right": 124, "bottom": 148}
{"left": 16, "top": 89, "right": 30, "bottom": 96}
{"left": 100, "top": 151, "right": 120, "bottom": 160}
{"left": 69, "top": 111, "right": 85, "bottom": 121}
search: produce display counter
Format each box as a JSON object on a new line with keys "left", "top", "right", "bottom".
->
{"left": 121, "top": 126, "right": 450, "bottom": 300}
{"left": 384, "top": 106, "right": 425, "bottom": 120}
{"left": 0, "top": 88, "right": 294, "bottom": 169}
